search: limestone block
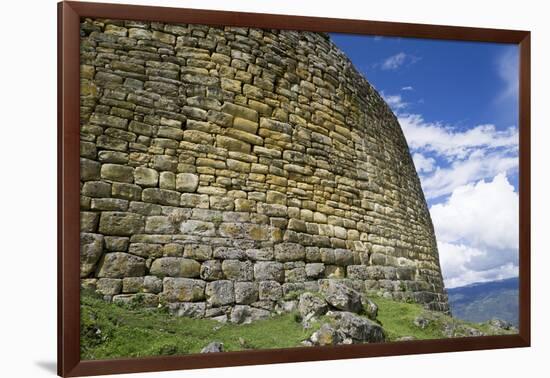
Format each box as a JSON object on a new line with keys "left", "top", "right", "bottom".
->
{"left": 180, "top": 193, "right": 209, "bottom": 208}
{"left": 206, "top": 280, "right": 235, "bottom": 306}
{"left": 162, "top": 278, "right": 206, "bottom": 302}
{"left": 112, "top": 183, "right": 141, "bottom": 201}
{"left": 80, "top": 158, "right": 101, "bottom": 181}
{"left": 176, "top": 173, "right": 199, "bottom": 192}
{"left": 145, "top": 216, "right": 176, "bottom": 234}
{"left": 254, "top": 261, "right": 284, "bottom": 282}
{"left": 82, "top": 181, "right": 112, "bottom": 198}
{"left": 80, "top": 232, "right": 104, "bottom": 277}
{"left": 97, "top": 278, "right": 122, "bottom": 295}
{"left": 81, "top": 212, "right": 100, "bottom": 233}
{"left": 235, "top": 282, "right": 258, "bottom": 304}
{"left": 222, "top": 260, "right": 253, "bottom": 281}
{"left": 183, "top": 244, "right": 213, "bottom": 261}
{"left": 98, "top": 212, "right": 145, "bottom": 236}
{"left": 150, "top": 257, "right": 201, "bottom": 277}
{"left": 334, "top": 249, "right": 354, "bottom": 266}
{"left": 200, "top": 260, "right": 224, "bottom": 281}
{"left": 168, "top": 302, "right": 206, "bottom": 318}
{"left": 274, "top": 243, "right": 306, "bottom": 262}
{"left": 97, "top": 252, "right": 146, "bottom": 278}
{"left": 258, "top": 281, "right": 282, "bottom": 301}
{"left": 305, "top": 263, "right": 325, "bottom": 279}
{"left": 104, "top": 236, "right": 129, "bottom": 252}
{"left": 221, "top": 102, "right": 258, "bottom": 122}
{"left": 142, "top": 188, "right": 180, "bottom": 206}
{"left": 245, "top": 248, "right": 274, "bottom": 261}
{"left": 101, "top": 164, "right": 134, "bottom": 183}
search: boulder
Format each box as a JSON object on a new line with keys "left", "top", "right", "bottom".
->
{"left": 413, "top": 315, "right": 430, "bottom": 329}
{"left": 362, "top": 297, "right": 379, "bottom": 320}
{"left": 443, "top": 323, "right": 486, "bottom": 338}
{"left": 310, "top": 323, "right": 345, "bottom": 346}
{"left": 396, "top": 336, "right": 416, "bottom": 341}
{"left": 298, "top": 293, "right": 328, "bottom": 318}
{"left": 487, "top": 318, "right": 514, "bottom": 330}
{"left": 200, "top": 342, "right": 224, "bottom": 353}
{"left": 327, "top": 311, "right": 386, "bottom": 343}
{"left": 319, "top": 280, "right": 362, "bottom": 313}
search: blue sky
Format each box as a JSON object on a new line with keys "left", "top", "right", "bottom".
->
{"left": 330, "top": 34, "right": 519, "bottom": 288}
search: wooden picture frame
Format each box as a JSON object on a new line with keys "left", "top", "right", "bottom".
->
{"left": 58, "top": 1, "right": 531, "bottom": 376}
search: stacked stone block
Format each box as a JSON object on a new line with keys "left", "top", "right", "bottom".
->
{"left": 79, "top": 18, "right": 449, "bottom": 319}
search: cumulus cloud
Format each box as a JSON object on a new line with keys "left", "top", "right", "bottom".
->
{"left": 412, "top": 152, "right": 436, "bottom": 173}
{"left": 398, "top": 113, "right": 518, "bottom": 199}
{"left": 381, "top": 92, "right": 408, "bottom": 111}
{"left": 439, "top": 241, "right": 518, "bottom": 288}
{"left": 419, "top": 149, "right": 518, "bottom": 199}
{"left": 431, "top": 174, "right": 519, "bottom": 288}
{"left": 399, "top": 113, "right": 518, "bottom": 160}
{"left": 372, "top": 50, "right": 519, "bottom": 288}
{"left": 399, "top": 113, "right": 520, "bottom": 286}
{"left": 431, "top": 174, "right": 518, "bottom": 249}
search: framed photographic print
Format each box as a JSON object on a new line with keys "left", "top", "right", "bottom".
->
{"left": 58, "top": 1, "right": 531, "bottom": 376}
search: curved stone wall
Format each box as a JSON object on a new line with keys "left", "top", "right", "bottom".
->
{"left": 79, "top": 17, "right": 449, "bottom": 318}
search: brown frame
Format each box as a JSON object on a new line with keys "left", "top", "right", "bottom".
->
{"left": 58, "top": 1, "right": 531, "bottom": 376}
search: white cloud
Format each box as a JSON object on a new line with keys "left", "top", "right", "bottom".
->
{"left": 398, "top": 113, "right": 518, "bottom": 199}
{"left": 381, "top": 92, "right": 408, "bottom": 111}
{"left": 419, "top": 149, "right": 518, "bottom": 199}
{"left": 412, "top": 152, "right": 436, "bottom": 173}
{"left": 431, "top": 174, "right": 518, "bottom": 249}
{"left": 399, "top": 113, "right": 518, "bottom": 160}
{"left": 439, "top": 242, "right": 518, "bottom": 288}
{"left": 496, "top": 47, "right": 519, "bottom": 102}
{"left": 381, "top": 52, "right": 407, "bottom": 70}
{"left": 431, "top": 174, "right": 519, "bottom": 288}
{"left": 401, "top": 86, "right": 414, "bottom": 91}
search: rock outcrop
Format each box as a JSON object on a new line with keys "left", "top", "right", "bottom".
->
{"left": 79, "top": 17, "right": 449, "bottom": 320}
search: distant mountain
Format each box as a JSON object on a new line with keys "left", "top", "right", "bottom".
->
{"left": 447, "top": 277, "right": 519, "bottom": 326}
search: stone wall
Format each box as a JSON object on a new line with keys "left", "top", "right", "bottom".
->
{"left": 79, "top": 17, "right": 449, "bottom": 319}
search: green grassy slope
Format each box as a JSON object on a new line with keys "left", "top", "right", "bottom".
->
{"left": 81, "top": 292, "right": 517, "bottom": 360}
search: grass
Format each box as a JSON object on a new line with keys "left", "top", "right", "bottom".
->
{"left": 81, "top": 293, "right": 318, "bottom": 360}
{"left": 372, "top": 295, "right": 517, "bottom": 341}
{"left": 81, "top": 292, "right": 517, "bottom": 360}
